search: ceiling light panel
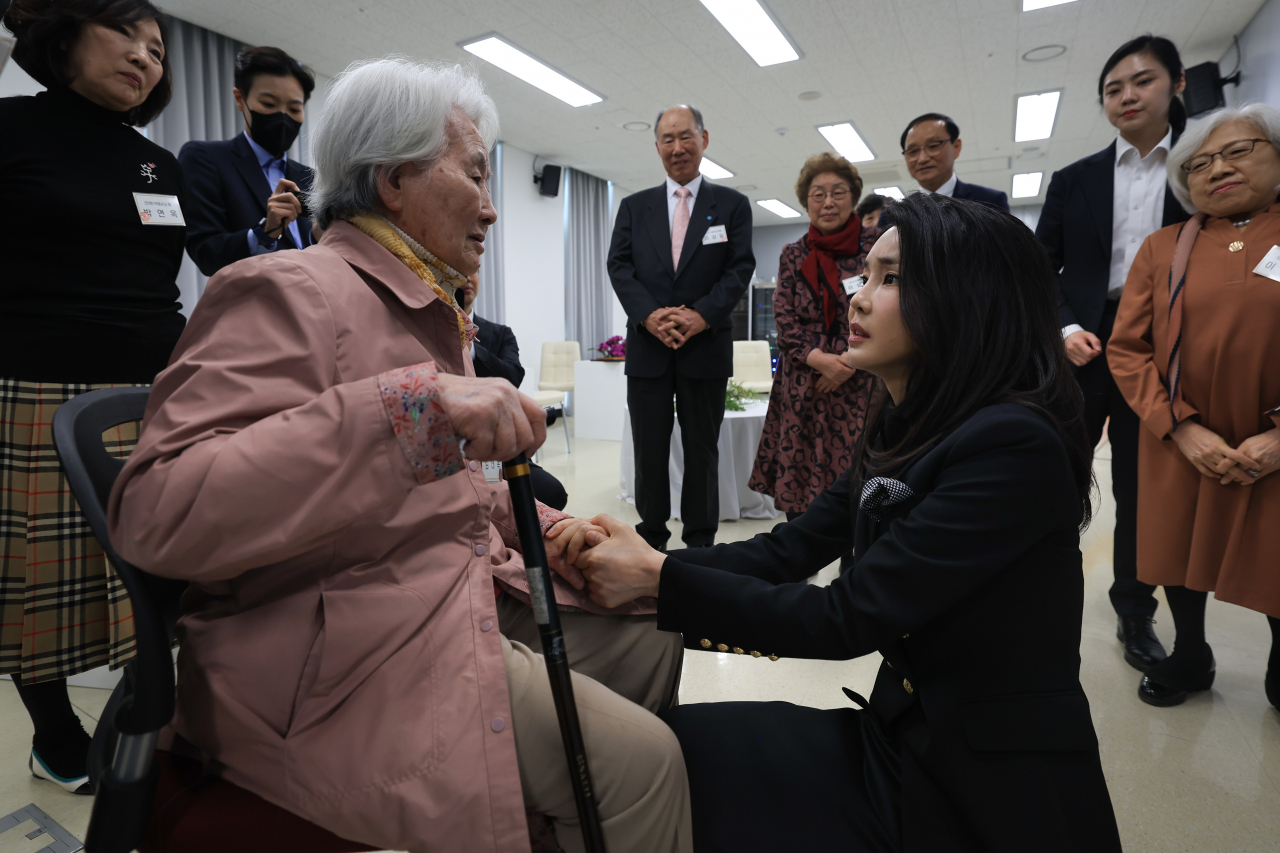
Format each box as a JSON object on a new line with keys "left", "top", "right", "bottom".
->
{"left": 698, "top": 0, "right": 800, "bottom": 67}
{"left": 817, "top": 123, "right": 875, "bottom": 163}
{"left": 461, "top": 36, "right": 602, "bottom": 107}
{"left": 1014, "top": 91, "right": 1061, "bottom": 142}
{"left": 873, "top": 187, "right": 905, "bottom": 200}
{"left": 1012, "top": 172, "right": 1044, "bottom": 198}
{"left": 1022, "top": 0, "right": 1077, "bottom": 10}
{"left": 698, "top": 158, "right": 734, "bottom": 180}
{"left": 756, "top": 199, "right": 803, "bottom": 218}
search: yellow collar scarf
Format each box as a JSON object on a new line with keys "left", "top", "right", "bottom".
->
{"left": 348, "top": 214, "right": 473, "bottom": 349}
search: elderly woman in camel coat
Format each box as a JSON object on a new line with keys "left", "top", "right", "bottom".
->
{"left": 108, "top": 58, "right": 692, "bottom": 853}
{"left": 1108, "top": 103, "right": 1280, "bottom": 711}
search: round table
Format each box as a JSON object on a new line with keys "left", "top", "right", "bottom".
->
{"left": 620, "top": 400, "right": 779, "bottom": 521}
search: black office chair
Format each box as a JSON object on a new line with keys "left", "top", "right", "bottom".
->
{"left": 52, "top": 387, "right": 377, "bottom": 853}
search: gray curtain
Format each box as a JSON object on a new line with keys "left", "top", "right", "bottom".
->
{"left": 146, "top": 19, "right": 246, "bottom": 315}
{"left": 563, "top": 167, "right": 612, "bottom": 352}
{"left": 476, "top": 142, "right": 506, "bottom": 324}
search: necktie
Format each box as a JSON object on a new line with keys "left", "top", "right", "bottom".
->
{"left": 672, "top": 186, "right": 691, "bottom": 268}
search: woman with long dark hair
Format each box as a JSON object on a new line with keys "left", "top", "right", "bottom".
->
{"left": 552, "top": 193, "right": 1121, "bottom": 852}
{"left": 1, "top": 0, "right": 182, "bottom": 795}
{"left": 1035, "top": 34, "right": 1191, "bottom": 675}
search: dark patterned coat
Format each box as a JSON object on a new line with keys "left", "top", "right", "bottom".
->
{"left": 749, "top": 229, "right": 884, "bottom": 513}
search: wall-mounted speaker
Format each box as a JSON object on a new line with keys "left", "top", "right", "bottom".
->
{"left": 1183, "top": 60, "right": 1242, "bottom": 118}
{"left": 535, "top": 164, "right": 562, "bottom": 198}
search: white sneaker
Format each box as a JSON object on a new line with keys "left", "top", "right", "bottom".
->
{"left": 29, "top": 749, "right": 92, "bottom": 795}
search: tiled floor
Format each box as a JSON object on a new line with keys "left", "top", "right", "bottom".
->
{"left": 2, "top": 421, "right": 1276, "bottom": 851}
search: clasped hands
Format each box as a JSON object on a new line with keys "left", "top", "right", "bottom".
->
{"left": 644, "top": 306, "right": 708, "bottom": 349}
{"left": 1170, "top": 421, "right": 1280, "bottom": 486}
{"left": 541, "top": 515, "right": 665, "bottom": 610}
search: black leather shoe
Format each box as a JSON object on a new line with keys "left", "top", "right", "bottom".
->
{"left": 1116, "top": 615, "right": 1168, "bottom": 672}
{"left": 1266, "top": 666, "right": 1279, "bottom": 712}
{"left": 1138, "top": 651, "right": 1215, "bottom": 707}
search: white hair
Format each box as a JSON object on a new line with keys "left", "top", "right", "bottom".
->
{"left": 1167, "top": 102, "right": 1280, "bottom": 212}
{"left": 309, "top": 57, "right": 499, "bottom": 228}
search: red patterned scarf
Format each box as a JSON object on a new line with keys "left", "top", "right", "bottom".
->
{"left": 1165, "top": 211, "right": 1206, "bottom": 428}
{"left": 800, "top": 215, "right": 863, "bottom": 329}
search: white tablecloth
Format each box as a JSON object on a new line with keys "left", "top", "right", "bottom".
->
{"left": 573, "top": 360, "right": 627, "bottom": 440}
{"left": 620, "top": 400, "right": 779, "bottom": 521}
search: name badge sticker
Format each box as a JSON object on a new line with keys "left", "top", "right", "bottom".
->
{"left": 702, "top": 224, "right": 728, "bottom": 245}
{"left": 133, "top": 193, "right": 185, "bottom": 226}
{"left": 1254, "top": 245, "right": 1280, "bottom": 283}
{"left": 842, "top": 275, "right": 865, "bottom": 295}
{"left": 481, "top": 460, "right": 503, "bottom": 484}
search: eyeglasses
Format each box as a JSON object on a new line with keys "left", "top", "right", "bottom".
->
{"left": 902, "top": 139, "right": 954, "bottom": 160}
{"left": 808, "top": 187, "right": 852, "bottom": 203}
{"left": 1181, "top": 138, "right": 1272, "bottom": 174}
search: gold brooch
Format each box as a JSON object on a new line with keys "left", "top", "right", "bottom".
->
{"left": 1229, "top": 241, "right": 1245, "bottom": 253}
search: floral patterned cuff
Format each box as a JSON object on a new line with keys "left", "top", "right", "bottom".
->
{"left": 377, "top": 362, "right": 465, "bottom": 485}
{"left": 538, "top": 501, "right": 571, "bottom": 537}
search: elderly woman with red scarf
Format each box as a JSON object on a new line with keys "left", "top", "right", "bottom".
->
{"left": 750, "top": 154, "right": 884, "bottom": 567}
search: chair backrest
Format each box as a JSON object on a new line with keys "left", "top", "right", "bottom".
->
{"left": 732, "top": 340, "right": 773, "bottom": 383}
{"left": 52, "top": 387, "right": 185, "bottom": 853}
{"left": 539, "top": 341, "right": 580, "bottom": 389}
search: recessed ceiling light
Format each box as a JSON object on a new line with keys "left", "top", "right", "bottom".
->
{"left": 1022, "top": 44, "right": 1067, "bottom": 62}
{"left": 1022, "top": 0, "right": 1076, "bottom": 10}
{"left": 1014, "top": 90, "right": 1061, "bottom": 142}
{"left": 873, "top": 187, "right": 905, "bottom": 200}
{"left": 798, "top": 90, "right": 822, "bottom": 101}
{"left": 756, "top": 199, "right": 803, "bottom": 218}
{"left": 1012, "top": 172, "right": 1044, "bottom": 198}
{"left": 817, "top": 122, "right": 875, "bottom": 163}
{"left": 699, "top": 158, "right": 734, "bottom": 180}
{"left": 461, "top": 35, "right": 602, "bottom": 107}
{"left": 698, "top": 0, "right": 800, "bottom": 67}
{"left": 622, "top": 120, "right": 651, "bottom": 132}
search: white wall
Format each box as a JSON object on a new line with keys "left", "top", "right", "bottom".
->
{"left": 0, "top": 52, "right": 42, "bottom": 99}
{"left": 751, "top": 224, "right": 808, "bottom": 283}
{"left": 500, "top": 143, "right": 567, "bottom": 394}
{"left": 1224, "top": 0, "right": 1280, "bottom": 108}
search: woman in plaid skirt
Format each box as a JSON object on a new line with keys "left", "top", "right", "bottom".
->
{"left": 1, "top": 0, "right": 184, "bottom": 793}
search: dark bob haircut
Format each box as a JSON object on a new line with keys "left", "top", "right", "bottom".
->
{"left": 855, "top": 193, "right": 889, "bottom": 219}
{"left": 234, "top": 45, "right": 316, "bottom": 102}
{"left": 863, "top": 193, "right": 1094, "bottom": 528}
{"left": 1098, "top": 34, "right": 1186, "bottom": 135}
{"left": 900, "top": 112, "right": 960, "bottom": 152}
{"left": 3, "top": 0, "right": 173, "bottom": 126}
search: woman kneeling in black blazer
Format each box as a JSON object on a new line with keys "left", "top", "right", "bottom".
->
{"left": 551, "top": 191, "right": 1122, "bottom": 853}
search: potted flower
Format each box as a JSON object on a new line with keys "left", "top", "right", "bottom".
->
{"left": 596, "top": 335, "right": 626, "bottom": 361}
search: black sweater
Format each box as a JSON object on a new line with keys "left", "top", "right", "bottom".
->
{"left": 0, "top": 86, "right": 187, "bottom": 383}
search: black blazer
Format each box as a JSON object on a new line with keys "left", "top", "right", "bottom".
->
{"left": 657, "top": 404, "right": 1121, "bottom": 853}
{"left": 952, "top": 178, "right": 1010, "bottom": 212}
{"left": 607, "top": 181, "right": 754, "bottom": 379}
{"left": 1036, "top": 141, "right": 1189, "bottom": 334}
{"left": 471, "top": 313, "right": 525, "bottom": 388}
{"left": 179, "top": 134, "right": 316, "bottom": 277}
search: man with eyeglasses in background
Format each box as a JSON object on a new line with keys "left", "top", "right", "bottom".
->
{"left": 900, "top": 113, "right": 1009, "bottom": 212}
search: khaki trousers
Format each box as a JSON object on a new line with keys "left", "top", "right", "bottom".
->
{"left": 498, "top": 595, "right": 693, "bottom": 853}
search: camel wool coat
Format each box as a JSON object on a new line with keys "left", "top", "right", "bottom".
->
{"left": 107, "top": 221, "right": 652, "bottom": 852}
{"left": 1108, "top": 203, "right": 1280, "bottom": 618}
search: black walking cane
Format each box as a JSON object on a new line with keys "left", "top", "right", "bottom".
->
{"left": 503, "top": 445, "right": 607, "bottom": 853}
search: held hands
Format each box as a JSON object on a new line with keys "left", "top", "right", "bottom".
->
{"left": 542, "top": 517, "right": 610, "bottom": 590}
{"left": 264, "top": 178, "right": 303, "bottom": 237}
{"left": 544, "top": 514, "right": 665, "bottom": 609}
{"left": 644, "top": 306, "right": 708, "bottom": 349}
{"left": 1064, "top": 330, "right": 1103, "bottom": 367}
{"left": 434, "top": 373, "right": 547, "bottom": 461}
{"left": 1170, "top": 421, "right": 1275, "bottom": 486}
{"left": 807, "top": 350, "right": 856, "bottom": 394}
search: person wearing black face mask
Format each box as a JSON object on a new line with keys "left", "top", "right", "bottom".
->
{"left": 178, "top": 45, "right": 317, "bottom": 276}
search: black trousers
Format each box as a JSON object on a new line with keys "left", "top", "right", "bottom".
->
{"left": 628, "top": 365, "right": 727, "bottom": 549}
{"left": 1077, "top": 301, "right": 1157, "bottom": 618}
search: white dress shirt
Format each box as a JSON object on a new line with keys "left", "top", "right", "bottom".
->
{"left": 666, "top": 173, "right": 704, "bottom": 234}
{"left": 929, "top": 172, "right": 958, "bottom": 198}
{"left": 1061, "top": 129, "right": 1172, "bottom": 339}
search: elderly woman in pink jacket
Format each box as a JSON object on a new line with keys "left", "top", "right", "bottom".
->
{"left": 108, "top": 58, "right": 691, "bottom": 853}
